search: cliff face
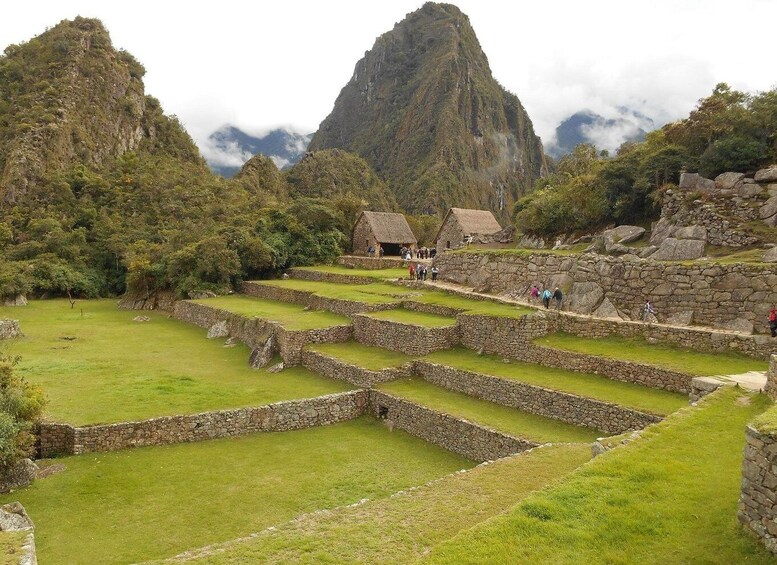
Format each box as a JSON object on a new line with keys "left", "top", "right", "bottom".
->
{"left": 0, "top": 17, "right": 202, "bottom": 205}
{"left": 309, "top": 2, "right": 547, "bottom": 218}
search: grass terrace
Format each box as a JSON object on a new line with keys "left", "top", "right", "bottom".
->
{"left": 255, "top": 279, "right": 413, "bottom": 304}
{"left": 179, "top": 444, "right": 592, "bottom": 564}
{"left": 0, "top": 418, "right": 473, "bottom": 564}
{"left": 412, "top": 289, "right": 534, "bottom": 318}
{"left": 0, "top": 300, "right": 351, "bottom": 425}
{"left": 308, "top": 342, "right": 413, "bottom": 371}
{"left": 190, "top": 295, "right": 350, "bottom": 331}
{"left": 379, "top": 378, "right": 601, "bottom": 443}
{"left": 424, "top": 388, "right": 775, "bottom": 564}
{"left": 536, "top": 332, "right": 767, "bottom": 376}
{"left": 295, "top": 264, "right": 409, "bottom": 280}
{"left": 365, "top": 308, "right": 457, "bottom": 328}
{"left": 424, "top": 348, "right": 687, "bottom": 416}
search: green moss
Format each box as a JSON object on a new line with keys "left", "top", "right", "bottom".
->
{"left": 751, "top": 403, "right": 777, "bottom": 434}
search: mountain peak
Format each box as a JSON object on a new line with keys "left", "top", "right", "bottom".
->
{"left": 309, "top": 2, "right": 546, "bottom": 218}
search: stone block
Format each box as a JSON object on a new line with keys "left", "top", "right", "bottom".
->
{"left": 715, "top": 171, "right": 745, "bottom": 189}
{"left": 755, "top": 167, "right": 777, "bottom": 183}
{"left": 649, "top": 238, "right": 705, "bottom": 261}
{"left": 679, "top": 172, "right": 700, "bottom": 189}
{"left": 674, "top": 225, "right": 708, "bottom": 241}
{"left": 759, "top": 196, "right": 777, "bottom": 221}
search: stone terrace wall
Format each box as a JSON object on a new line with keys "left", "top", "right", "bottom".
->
{"left": 353, "top": 314, "right": 459, "bottom": 355}
{"left": 242, "top": 281, "right": 399, "bottom": 316}
{"left": 739, "top": 422, "right": 777, "bottom": 554}
{"left": 0, "top": 320, "right": 20, "bottom": 339}
{"left": 286, "top": 268, "right": 376, "bottom": 285}
{"left": 415, "top": 362, "right": 661, "bottom": 434}
{"left": 767, "top": 355, "right": 777, "bottom": 401}
{"left": 517, "top": 344, "right": 692, "bottom": 393}
{"left": 458, "top": 313, "right": 553, "bottom": 357}
{"left": 435, "top": 250, "right": 777, "bottom": 334}
{"left": 173, "top": 300, "right": 352, "bottom": 365}
{"left": 368, "top": 391, "right": 536, "bottom": 462}
{"left": 39, "top": 391, "right": 367, "bottom": 456}
{"left": 338, "top": 255, "right": 406, "bottom": 269}
{"left": 301, "top": 350, "right": 413, "bottom": 388}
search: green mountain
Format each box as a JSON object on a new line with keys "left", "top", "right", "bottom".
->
{"left": 309, "top": 2, "right": 547, "bottom": 218}
{"left": 0, "top": 17, "right": 202, "bottom": 205}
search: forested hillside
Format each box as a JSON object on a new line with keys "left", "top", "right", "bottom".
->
{"left": 516, "top": 84, "right": 777, "bottom": 236}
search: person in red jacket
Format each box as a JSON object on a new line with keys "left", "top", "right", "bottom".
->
{"left": 769, "top": 307, "right": 777, "bottom": 337}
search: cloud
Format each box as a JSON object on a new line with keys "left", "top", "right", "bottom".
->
{"left": 200, "top": 138, "right": 253, "bottom": 168}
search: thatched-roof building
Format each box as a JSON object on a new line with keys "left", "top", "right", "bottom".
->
{"left": 435, "top": 208, "right": 502, "bottom": 251}
{"left": 352, "top": 211, "right": 417, "bottom": 256}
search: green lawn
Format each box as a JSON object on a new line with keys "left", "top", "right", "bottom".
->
{"left": 0, "top": 300, "right": 351, "bottom": 425}
{"left": 378, "top": 378, "right": 601, "bottom": 443}
{"left": 295, "top": 265, "right": 409, "bottom": 280}
{"left": 424, "top": 388, "right": 775, "bottom": 564}
{"left": 308, "top": 342, "right": 413, "bottom": 371}
{"left": 536, "top": 332, "right": 768, "bottom": 376}
{"left": 424, "top": 348, "right": 687, "bottom": 416}
{"left": 190, "top": 295, "right": 350, "bottom": 330}
{"left": 181, "top": 444, "right": 591, "bottom": 564}
{"left": 255, "top": 279, "right": 411, "bottom": 304}
{"left": 0, "top": 418, "right": 473, "bottom": 564}
{"left": 366, "top": 308, "right": 457, "bottom": 328}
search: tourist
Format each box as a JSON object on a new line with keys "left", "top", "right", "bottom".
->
{"left": 553, "top": 287, "right": 563, "bottom": 310}
{"left": 430, "top": 248, "right": 437, "bottom": 259}
{"left": 530, "top": 285, "right": 540, "bottom": 303}
{"left": 409, "top": 263, "right": 415, "bottom": 280}
{"left": 422, "top": 265, "right": 428, "bottom": 281}
{"left": 379, "top": 246, "right": 384, "bottom": 258}
{"left": 416, "top": 264, "right": 423, "bottom": 280}
{"left": 770, "top": 307, "right": 777, "bottom": 337}
{"left": 368, "top": 245, "right": 374, "bottom": 258}
{"left": 431, "top": 266, "right": 439, "bottom": 281}
{"left": 541, "top": 288, "right": 552, "bottom": 309}
{"left": 643, "top": 300, "right": 656, "bottom": 322}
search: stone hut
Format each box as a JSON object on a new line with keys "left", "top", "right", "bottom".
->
{"left": 435, "top": 208, "right": 502, "bottom": 251}
{"left": 352, "top": 211, "right": 417, "bottom": 256}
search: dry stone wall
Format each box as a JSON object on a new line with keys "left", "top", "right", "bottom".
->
{"left": 337, "top": 255, "right": 406, "bottom": 269}
{"left": 286, "top": 268, "right": 376, "bottom": 285}
{"left": 415, "top": 362, "right": 661, "bottom": 434}
{"left": 352, "top": 314, "right": 459, "bottom": 355}
{"left": 38, "top": 391, "right": 367, "bottom": 456}
{"left": 435, "top": 250, "right": 777, "bottom": 336}
{"left": 739, "top": 422, "right": 777, "bottom": 554}
{"left": 0, "top": 319, "right": 20, "bottom": 339}
{"left": 767, "top": 355, "right": 777, "bottom": 401}
{"left": 173, "top": 301, "right": 352, "bottom": 365}
{"left": 242, "top": 281, "right": 398, "bottom": 316}
{"left": 301, "top": 350, "right": 413, "bottom": 387}
{"left": 368, "top": 391, "right": 536, "bottom": 462}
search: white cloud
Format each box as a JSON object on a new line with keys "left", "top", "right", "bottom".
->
{"left": 200, "top": 139, "right": 253, "bottom": 168}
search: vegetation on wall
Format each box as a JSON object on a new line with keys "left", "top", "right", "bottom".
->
{"left": 0, "top": 355, "right": 45, "bottom": 469}
{"left": 516, "top": 84, "right": 777, "bottom": 236}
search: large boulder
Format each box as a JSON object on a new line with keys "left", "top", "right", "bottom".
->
{"left": 566, "top": 281, "right": 604, "bottom": 314}
{"left": 763, "top": 247, "right": 777, "bottom": 263}
{"left": 592, "top": 297, "right": 621, "bottom": 320}
{"left": 715, "top": 172, "right": 745, "bottom": 190}
{"left": 2, "top": 295, "right": 27, "bottom": 307}
{"left": 674, "top": 225, "right": 708, "bottom": 241}
{"left": 0, "top": 459, "right": 38, "bottom": 493}
{"left": 649, "top": 238, "right": 705, "bottom": 261}
{"left": 249, "top": 335, "right": 276, "bottom": 369}
{"left": 666, "top": 311, "right": 694, "bottom": 326}
{"left": 720, "top": 317, "right": 754, "bottom": 334}
{"left": 649, "top": 217, "right": 675, "bottom": 245}
{"left": 679, "top": 172, "right": 700, "bottom": 189}
{"left": 760, "top": 195, "right": 777, "bottom": 226}
{"left": 206, "top": 321, "right": 229, "bottom": 339}
{"left": 493, "top": 225, "right": 515, "bottom": 244}
{"left": 639, "top": 245, "right": 659, "bottom": 258}
{"left": 755, "top": 166, "right": 777, "bottom": 183}
{"left": 604, "top": 225, "right": 645, "bottom": 246}
{"left": 518, "top": 235, "right": 546, "bottom": 249}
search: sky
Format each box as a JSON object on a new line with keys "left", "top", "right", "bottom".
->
{"left": 3, "top": 0, "right": 776, "bottom": 161}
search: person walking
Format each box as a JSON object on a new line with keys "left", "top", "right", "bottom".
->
{"left": 409, "top": 263, "right": 415, "bottom": 280}
{"left": 530, "top": 285, "right": 540, "bottom": 303}
{"left": 431, "top": 266, "right": 439, "bottom": 281}
{"left": 541, "top": 288, "right": 552, "bottom": 309}
{"left": 553, "top": 287, "right": 563, "bottom": 309}
{"left": 643, "top": 300, "right": 656, "bottom": 322}
{"left": 769, "top": 307, "right": 777, "bottom": 337}
{"left": 422, "top": 265, "right": 428, "bottom": 281}
{"left": 378, "top": 246, "right": 384, "bottom": 258}
{"left": 368, "top": 245, "right": 374, "bottom": 258}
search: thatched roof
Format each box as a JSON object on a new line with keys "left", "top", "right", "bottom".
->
{"left": 358, "top": 211, "right": 417, "bottom": 243}
{"left": 437, "top": 208, "right": 502, "bottom": 239}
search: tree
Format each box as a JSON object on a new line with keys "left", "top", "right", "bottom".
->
{"left": 0, "top": 355, "right": 45, "bottom": 470}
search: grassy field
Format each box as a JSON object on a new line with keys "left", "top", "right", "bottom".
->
{"left": 413, "top": 290, "right": 534, "bottom": 318}
{"left": 0, "top": 418, "right": 473, "bottom": 564}
{"left": 536, "top": 332, "right": 768, "bottom": 376}
{"left": 378, "top": 378, "right": 601, "bottom": 443}
{"left": 0, "top": 300, "right": 351, "bottom": 425}
{"left": 366, "top": 309, "right": 457, "bottom": 328}
{"left": 255, "top": 279, "right": 410, "bottom": 304}
{"left": 190, "top": 295, "right": 350, "bottom": 330}
{"left": 424, "top": 388, "right": 775, "bottom": 564}
{"left": 179, "top": 444, "right": 591, "bottom": 564}
{"left": 308, "top": 342, "right": 413, "bottom": 371}
{"left": 424, "top": 348, "right": 687, "bottom": 416}
{"left": 294, "top": 265, "right": 409, "bottom": 280}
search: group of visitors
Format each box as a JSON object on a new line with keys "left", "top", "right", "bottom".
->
{"left": 408, "top": 263, "right": 439, "bottom": 281}
{"left": 367, "top": 245, "right": 385, "bottom": 258}
{"left": 414, "top": 247, "right": 436, "bottom": 259}
{"left": 529, "top": 284, "right": 563, "bottom": 310}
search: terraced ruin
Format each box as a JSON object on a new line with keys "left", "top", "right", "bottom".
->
{"left": 1, "top": 257, "right": 776, "bottom": 563}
